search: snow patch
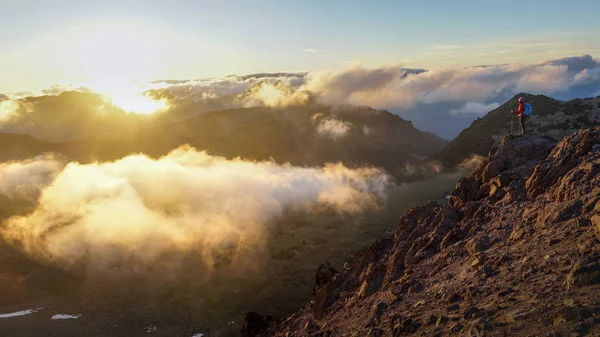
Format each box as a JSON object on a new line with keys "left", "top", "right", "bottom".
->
{"left": 0, "top": 308, "right": 42, "bottom": 318}
{"left": 51, "top": 314, "right": 81, "bottom": 320}
{"left": 192, "top": 334, "right": 205, "bottom": 337}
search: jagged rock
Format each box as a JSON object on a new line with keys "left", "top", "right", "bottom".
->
{"left": 566, "top": 261, "right": 600, "bottom": 290}
{"left": 391, "top": 282, "right": 405, "bottom": 296}
{"left": 463, "top": 201, "right": 481, "bottom": 218}
{"left": 471, "top": 258, "right": 483, "bottom": 269}
{"left": 367, "top": 302, "right": 388, "bottom": 327}
{"left": 312, "top": 261, "right": 338, "bottom": 296}
{"left": 473, "top": 134, "right": 557, "bottom": 183}
{"left": 527, "top": 128, "right": 600, "bottom": 199}
{"left": 269, "top": 128, "right": 600, "bottom": 337}
{"left": 449, "top": 177, "right": 481, "bottom": 208}
{"left": 466, "top": 236, "right": 489, "bottom": 256}
{"left": 391, "top": 316, "right": 419, "bottom": 335}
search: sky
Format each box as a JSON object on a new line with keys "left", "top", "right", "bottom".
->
{"left": 1, "top": 0, "right": 600, "bottom": 91}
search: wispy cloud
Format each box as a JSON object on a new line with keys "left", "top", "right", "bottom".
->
{"left": 420, "top": 32, "right": 600, "bottom": 67}
{"left": 304, "top": 48, "right": 318, "bottom": 53}
{"left": 450, "top": 102, "right": 501, "bottom": 115}
{"left": 311, "top": 113, "right": 352, "bottom": 140}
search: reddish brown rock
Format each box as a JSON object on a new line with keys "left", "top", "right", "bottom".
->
{"left": 266, "top": 127, "right": 600, "bottom": 337}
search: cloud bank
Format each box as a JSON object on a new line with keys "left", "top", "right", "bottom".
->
{"left": 142, "top": 55, "right": 599, "bottom": 111}
{"left": 0, "top": 147, "right": 392, "bottom": 280}
{"left": 1, "top": 55, "right": 598, "bottom": 140}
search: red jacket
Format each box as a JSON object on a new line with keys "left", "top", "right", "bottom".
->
{"left": 512, "top": 102, "right": 524, "bottom": 116}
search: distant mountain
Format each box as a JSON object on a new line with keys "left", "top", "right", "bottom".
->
{"left": 0, "top": 133, "right": 55, "bottom": 162}
{"left": 1, "top": 91, "right": 149, "bottom": 142}
{"left": 0, "top": 102, "right": 448, "bottom": 182}
{"left": 58, "top": 105, "right": 447, "bottom": 181}
{"left": 435, "top": 93, "right": 600, "bottom": 167}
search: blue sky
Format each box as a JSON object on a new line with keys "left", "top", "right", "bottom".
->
{"left": 1, "top": 0, "right": 600, "bottom": 90}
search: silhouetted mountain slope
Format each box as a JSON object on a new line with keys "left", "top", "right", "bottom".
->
{"left": 436, "top": 93, "right": 600, "bottom": 167}
{"left": 0, "top": 104, "right": 447, "bottom": 182}
{"left": 253, "top": 127, "right": 600, "bottom": 336}
{"left": 2, "top": 91, "right": 148, "bottom": 142}
{"left": 59, "top": 106, "right": 446, "bottom": 181}
{"left": 0, "top": 133, "right": 56, "bottom": 162}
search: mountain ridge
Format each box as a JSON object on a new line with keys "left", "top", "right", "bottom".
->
{"left": 0, "top": 102, "right": 448, "bottom": 182}
{"left": 249, "top": 126, "right": 600, "bottom": 336}
{"left": 435, "top": 93, "right": 600, "bottom": 167}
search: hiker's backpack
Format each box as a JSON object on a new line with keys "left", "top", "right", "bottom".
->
{"left": 523, "top": 103, "right": 532, "bottom": 116}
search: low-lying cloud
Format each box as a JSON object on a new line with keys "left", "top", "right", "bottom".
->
{"left": 0, "top": 147, "right": 392, "bottom": 280}
{"left": 0, "top": 154, "right": 62, "bottom": 200}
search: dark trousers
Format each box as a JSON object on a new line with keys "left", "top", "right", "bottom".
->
{"left": 519, "top": 115, "right": 527, "bottom": 134}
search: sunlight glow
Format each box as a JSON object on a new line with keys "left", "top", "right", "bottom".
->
{"left": 89, "top": 80, "right": 171, "bottom": 115}
{"left": 108, "top": 91, "right": 169, "bottom": 115}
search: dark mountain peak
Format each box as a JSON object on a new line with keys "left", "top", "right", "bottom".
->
{"left": 260, "top": 127, "right": 600, "bottom": 336}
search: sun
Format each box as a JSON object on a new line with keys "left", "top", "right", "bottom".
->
{"left": 107, "top": 90, "right": 170, "bottom": 115}
{"left": 64, "top": 22, "right": 173, "bottom": 114}
{"left": 88, "top": 80, "right": 171, "bottom": 115}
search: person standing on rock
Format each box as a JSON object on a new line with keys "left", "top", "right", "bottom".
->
{"left": 511, "top": 97, "right": 527, "bottom": 135}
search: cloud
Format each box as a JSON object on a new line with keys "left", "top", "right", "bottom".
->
{"left": 514, "top": 64, "right": 570, "bottom": 93}
{"left": 236, "top": 81, "right": 311, "bottom": 107}
{"left": 0, "top": 100, "right": 21, "bottom": 123}
{"left": 450, "top": 102, "right": 501, "bottom": 115}
{"left": 304, "top": 49, "right": 318, "bottom": 53}
{"left": 2, "top": 54, "right": 598, "bottom": 141}
{"left": 0, "top": 147, "right": 391, "bottom": 280}
{"left": 311, "top": 113, "right": 352, "bottom": 140}
{"left": 302, "top": 55, "right": 599, "bottom": 109}
{"left": 572, "top": 68, "right": 600, "bottom": 86}
{"left": 546, "top": 54, "right": 600, "bottom": 73}
{"left": 0, "top": 154, "right": 63, "bottom": 200}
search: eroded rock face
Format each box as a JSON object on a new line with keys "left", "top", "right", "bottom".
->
{"left": 313, "top": 261, "right": 338, "bottom": 297}
{"left": 265, "top": 127, "right": 600, "bottom": 337}
{"left": 473, "top": 134, "right": 557, "bottom": 183}
{"left": 527, "top": 128, "right": 600, "bottom": 199}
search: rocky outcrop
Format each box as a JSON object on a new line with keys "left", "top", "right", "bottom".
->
{"left": 266, "top": 127, "right": 600, "bottom": 336}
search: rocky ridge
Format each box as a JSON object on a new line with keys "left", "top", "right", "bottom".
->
{"left": 436, "top": 93, "right": 600, "bottom": 167}
{"left": 249, "top": 127, "right": 600, "bottom": 336}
